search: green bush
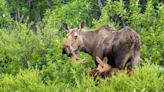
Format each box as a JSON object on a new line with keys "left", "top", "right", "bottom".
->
{"left": 0, "top": 69, "right": 45, "bottom": 92}
{"left": 0, "top": 0, "right": 12, "bottom": 28}
{"left": 0, "top": 64, "right": 163, "bottom": 92}
{"left": 42, "top": 0, "right": 93, "bottom": 29}
{"left": 0, "top": 23, "right": 63, "bottom": 74}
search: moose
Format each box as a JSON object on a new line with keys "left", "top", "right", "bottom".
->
{"left": 62, "top": 22, "right": 140, "bottom": 70}
{"left": 91, "top": 56, "right": 120, "bottom": 80}
{"left": 91, "top": 56, "right": 134, "bottom": 80}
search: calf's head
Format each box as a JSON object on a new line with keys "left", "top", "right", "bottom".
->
{"left": 62, "top": 22, "right": 85, "bottom": 56}
{"left": 93, "top": 56, "right": 121, "bottom": 79}
{"left": 96, "top": 56, "right": 112, "bottom": 73}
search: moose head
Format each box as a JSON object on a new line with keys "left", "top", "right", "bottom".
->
{"left": 96, "top": 56, "right": 112, "bottom": 73}
{"left": 62, "top": 22, "right": 85, "bottom": 57}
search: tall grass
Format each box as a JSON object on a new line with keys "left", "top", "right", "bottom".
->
{"left": 0, "top": 63, "right": 163, "bottom": 92}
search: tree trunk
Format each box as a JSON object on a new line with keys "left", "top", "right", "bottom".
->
{"left": 98, "top": 0, "right": 103, "bottom": 15}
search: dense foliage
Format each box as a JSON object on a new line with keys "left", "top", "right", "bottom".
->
{"left": 0, "top": 0, "right": 163, "bottom": 91}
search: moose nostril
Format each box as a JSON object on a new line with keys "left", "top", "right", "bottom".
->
{"left": 62, "top": 48, "right": 66, "bottom": 54}
{"left": 62, "top": 45, "right": 71, "bottom": 55}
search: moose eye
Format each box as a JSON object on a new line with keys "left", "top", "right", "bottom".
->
{"left": 101, "top": 65, "right": 104, "bottom": 68}
{"left": 74, "top": 36, "right": 78, "bottom": 39}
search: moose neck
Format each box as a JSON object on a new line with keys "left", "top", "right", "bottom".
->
{"left": 80, "top": 30, "right": 97, "bottom": 54}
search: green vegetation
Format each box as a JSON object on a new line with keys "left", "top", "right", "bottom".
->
{"left": 0, "top": 0, "right": 163, "bottom": 91}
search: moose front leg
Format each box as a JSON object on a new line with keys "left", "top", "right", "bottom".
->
{"left": 71, "top": 53, "right": 80, "bottom": 63}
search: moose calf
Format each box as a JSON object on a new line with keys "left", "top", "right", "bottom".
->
{"left": 92, "top": 56, "right": 135, "bottom": 80}
{"left": 91, "top": 56, "right": 120, "bottom": 80}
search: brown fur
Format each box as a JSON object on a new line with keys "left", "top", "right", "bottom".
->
{"left": 91, "top": 67, "right": 121, "bottom": 79}
{"left": 95, "top": 25, "right": 116, "bottom": 32}
{"left": 111, "top": 27, "right": 141, "bottom": 69}
{"left": 91, "top": 56, "right": 134, "bottom": 80}
{"left": 91, "top": 57, "right": 120, "bottom": 80}
{"left": 62, "top": 22, "right": 140, "bottom": 70}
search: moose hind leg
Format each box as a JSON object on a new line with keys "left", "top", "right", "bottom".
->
{"left": 115, "top": 53, "right": 131, "bottom": 69}
{"left": 130, "top": 50, "right": 140, "bottom": 68}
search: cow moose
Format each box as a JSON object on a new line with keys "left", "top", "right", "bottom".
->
{"left": 62, "top": 22, "right": 140, "bottom": 70}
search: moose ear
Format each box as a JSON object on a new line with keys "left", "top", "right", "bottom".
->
{"left": 62, "top": 22, "right": 70, "bottom": 32}
{"left": 103, "top": 57, "right": 108, "bottom": 64}
{"left": 79, "top": 21, "right": 85, "bottom": 29}
{"left": 96, "top": 56, "right": 103, "bottom": 64}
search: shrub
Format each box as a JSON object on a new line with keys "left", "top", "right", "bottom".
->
{"left": 0, "top": 23, "right": 62, "bottom": 74}
{"left": 0, "top": 69, "right": 45, "bottom": 92}
{"left": 0, "top": 0, "right": 12, "bottom": 28}
{"left": 0, "top": 64, "right": 163, "bottom": 92}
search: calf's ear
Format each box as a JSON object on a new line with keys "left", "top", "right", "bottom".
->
{"left": 96, "top": 56, "right": 103, "bottom": 64}
{"left": 79, "top": 21, "right": 85, "bottom": 29}
{"left": 103, "top": 57, "right": 108, "bottom": 64}
{"left": 62, "top": 22, "right": 70, "bottom": 32}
